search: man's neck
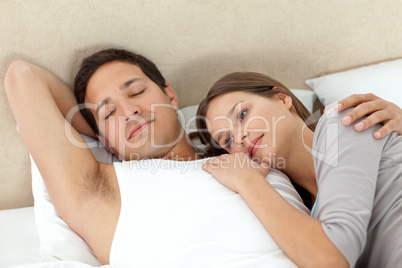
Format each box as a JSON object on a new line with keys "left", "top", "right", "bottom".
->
{"left": 162, "top": 134, "right": 201, "bottom": 161}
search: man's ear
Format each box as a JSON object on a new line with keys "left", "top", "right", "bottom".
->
{"left": 163, "top": 83, "right": 179, "bottom": 110}
{"left": 96, "top": 134, "right": 116, "bottom": 155}
{"left": 273, "top": 87, "right": 293, "bottom": 110}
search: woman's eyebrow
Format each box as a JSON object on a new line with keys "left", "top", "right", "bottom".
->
{"left": 227, "top": 100, "right": 244, "bottom": 117}
{"left": 216, "top": 130, "right": 229, "bottom": 145}
{"left": 214, "top": 101, "right": 244, "bottom": 142}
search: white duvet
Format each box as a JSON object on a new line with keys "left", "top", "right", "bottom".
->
{"left": 109, "top": 160, "right": 308, "bottom": 267}
{"left": 0, "top": 207, "right": 106, "bottom": 268}
{"left": 2, "top": 141, "right": 309, "bottom": 268}
{"left": 2, "top": 105, "right": 312, "bottom": 267}
{"left": 11, "top": 261, "right": 111, "bottom": 268}
{"left": 2, "top": 165, "right": 308, "bottom": 268}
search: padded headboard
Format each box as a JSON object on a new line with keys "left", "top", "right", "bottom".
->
{"left": 1, "top": 0, "right": 402, "bottom": 209}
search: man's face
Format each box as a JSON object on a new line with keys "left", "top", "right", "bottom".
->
{"left": 85, "top": 61, "right": 182, "bottom": 160}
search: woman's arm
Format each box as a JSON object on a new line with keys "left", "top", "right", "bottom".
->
{"left": 311, "top": 108, "right": 387, "bottom": 267}
{"left": 203, "top": 154, "right": 348, "bottom": 267}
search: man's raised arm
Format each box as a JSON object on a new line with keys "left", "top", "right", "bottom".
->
{"left": 9, "top": 61, "right": 95, "bottom": 138}
{"left": 5, "top": 60, "right": 106, "bottom": 234}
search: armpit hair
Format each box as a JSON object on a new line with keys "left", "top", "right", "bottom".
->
{"left": 81, "top": 164, "right": 118, "bottom": 202}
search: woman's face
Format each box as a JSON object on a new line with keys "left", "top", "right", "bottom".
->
{"left": 205, "top": 91, "right": 297, "bottom": 167}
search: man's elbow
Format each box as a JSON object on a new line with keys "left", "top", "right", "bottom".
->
{"left": 5, "top": 60, "right": 33, "bottom": 95}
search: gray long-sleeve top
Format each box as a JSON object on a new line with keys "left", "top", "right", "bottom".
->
{"left": 312, "top": 108, "right": 402, "bottom": 267}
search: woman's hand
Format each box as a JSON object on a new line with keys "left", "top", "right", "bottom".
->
{"left": 328, "top": 93, "right": 402, "bottom": 139}
{"left": 202, "top": 153, "right": 270, "bottom": 193}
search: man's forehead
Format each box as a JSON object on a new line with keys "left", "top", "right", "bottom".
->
{"left": 85, "top": 63, "right": 146, "bottom": 101}
{"left": 93, "top": 60, "right": 145, "bottom": 77}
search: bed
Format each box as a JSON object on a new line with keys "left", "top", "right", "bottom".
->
{"left": 1, "top": 1, "right": 402, "bottom": 267}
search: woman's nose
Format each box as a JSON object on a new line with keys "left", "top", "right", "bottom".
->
{"left": 233, "top": 131, "right": 247, "bottom": 145}
{"left": 231, "top": 133, "right": 248, "bottom": 153}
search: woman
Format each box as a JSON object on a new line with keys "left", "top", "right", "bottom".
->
{"left": 196, "top": 72, "right": 402, "bottom": 268}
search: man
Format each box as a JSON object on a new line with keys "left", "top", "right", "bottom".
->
{"left": 5, "top": 48, "right": 402, "bottom": 265}
{"left": 6, "top": 49, "right": 199, "bottom": 265}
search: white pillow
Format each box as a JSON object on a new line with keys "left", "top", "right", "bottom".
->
{"left": 177, "top": 104, "right": 199, "bottom": 135}
{"left": 31, "top": 136, "right": 117, "bottom": 265}
{"left": 0, "top": 207, "right": 40, "bottom": 267}
{"left": 305, "top": 58, "right": 402, "bottom": 108}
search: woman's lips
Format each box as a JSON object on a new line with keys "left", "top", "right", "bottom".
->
{"left": 129, "top": 120, "right": 153, "bottom": 139}
{"left": 248, "top": 134, "right": 264, "bottom": 157}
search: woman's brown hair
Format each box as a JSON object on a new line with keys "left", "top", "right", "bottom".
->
{"left": 196, "top": 72, "right": 316, "bottom": 208}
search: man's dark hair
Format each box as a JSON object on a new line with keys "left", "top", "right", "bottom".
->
{"left": 74, "top": 48, "right": 167, "bottom": 135}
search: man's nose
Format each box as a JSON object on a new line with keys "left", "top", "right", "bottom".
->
{"left": 118, "top": 101, "right": 141, "bottom": 123}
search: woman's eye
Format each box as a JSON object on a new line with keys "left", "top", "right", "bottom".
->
{"left": 224, "top": 136, "right": 233, "bottom": 148}
{"left": 239, "top": 110, "right": 247, "bottom": 121}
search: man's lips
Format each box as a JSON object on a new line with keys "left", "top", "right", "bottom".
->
{"left": 248, "top": 134, "right": 264, "bottom": 157}
{"left": 129, "top": 120, "right": 154, "bottom": 139}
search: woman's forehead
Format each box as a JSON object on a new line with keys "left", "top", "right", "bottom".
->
{"left": 206, "top": 105, "right": 238, "bottom": 141}
{"left": 207, "top": 92, "right": 247, "bottom": 115}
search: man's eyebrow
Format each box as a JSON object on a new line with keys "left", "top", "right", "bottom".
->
{"left": 119, "top": 77, "right": 144, "bottom": 90}
{"left": 94, "top": 78, "right": 144, "bottom": 116}
{"left": 95, "top": 97, "right": 111, "bottom": 116}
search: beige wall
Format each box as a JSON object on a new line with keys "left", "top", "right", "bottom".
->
{"left": 1, "top": 0, "right": 402, "bottom": 209}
